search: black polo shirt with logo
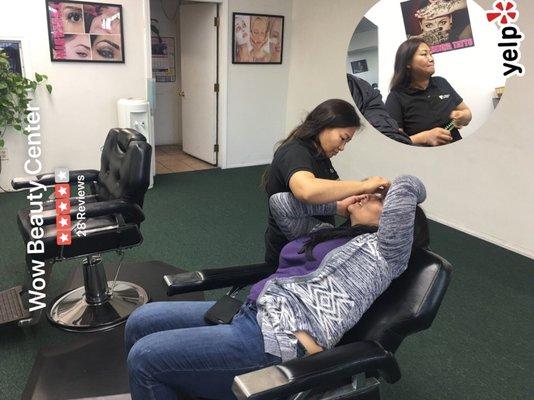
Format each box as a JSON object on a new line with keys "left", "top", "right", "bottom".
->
{"left": 385, "top": 76, "right": 463, "bottom": 142}
{"left": 264, "top": 138, "right": 339, "bottom": 268}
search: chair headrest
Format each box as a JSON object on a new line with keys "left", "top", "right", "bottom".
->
{"left": 109, "top": 128, "right": 147, "bottom": 153}
{"left": 96, "top": 128, "right": 152, "bottom": 208}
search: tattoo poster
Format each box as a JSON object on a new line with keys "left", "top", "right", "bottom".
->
{"left": 46, "top": 1, "right": 124, "bottom": 62}
{"left": 152, "top": 37, "right": 176, "bottom": 83}
{"left": 401, "top": 0, "right": 474, "bottom": 54}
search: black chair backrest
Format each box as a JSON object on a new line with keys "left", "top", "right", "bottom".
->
{"left": 96, "top": 128, "right": 152, "bottom": 207}
{"left": 338, "top": 248, "right": 452, "bottom": 353}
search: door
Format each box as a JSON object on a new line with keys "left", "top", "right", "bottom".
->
{"left": 180, "top": 2, "right": 218, "bottom": 164}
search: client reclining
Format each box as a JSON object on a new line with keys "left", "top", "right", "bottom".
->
{"left": 125, "top": 174, "right": 428, "bottom": 400}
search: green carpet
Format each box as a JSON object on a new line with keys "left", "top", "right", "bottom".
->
{"left": 0, "top": 165, "right": 533, "bottom": 399}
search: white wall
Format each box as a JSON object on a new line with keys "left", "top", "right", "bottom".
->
{"left": 0, "top": 0, "right": 151, "bottom": 191}
{"left": 365, "top": 0, "right": 505, "bottom": 138}
{"left": 348, "top": 29, "right": 377, "bottom": 52}
{"left": 286, "top": 0, "right": 534, "bottom": 259}
{"left": 150, "top": 0, "right": 182, "bottom": 146}
{"left": 225, "top": 0, "right": 292, "bottom": 168}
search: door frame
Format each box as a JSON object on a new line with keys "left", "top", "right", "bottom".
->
{"left": 144, "top": 0, "right": 229, "bottom": 169}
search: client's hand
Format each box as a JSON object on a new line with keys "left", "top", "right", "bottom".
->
{"left": 336, "top": 195, "right": 362, "bottom": 216}
{"left": 294, "top": 331, "right": 323, "bottom": 355}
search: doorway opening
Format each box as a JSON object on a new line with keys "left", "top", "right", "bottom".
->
{"left": 149, "top": 0, "right": 219, "bottom": 175}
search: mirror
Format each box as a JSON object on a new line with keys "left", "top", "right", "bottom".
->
{"left": 346, "top": 0, "right": 506, "bottom": 146}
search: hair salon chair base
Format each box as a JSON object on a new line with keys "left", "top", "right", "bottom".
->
{"left": 46, "top": 254, "right": 149, "bottom": 332}
{"left": 47, "top": 281, "right": 149, "bottom": 333}
{"left": 23, "top": 260, "right": 204, "bottom": 400}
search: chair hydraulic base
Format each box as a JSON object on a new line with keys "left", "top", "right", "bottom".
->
{"left": 47, "top": 255, "right": 149, "bottom": 333}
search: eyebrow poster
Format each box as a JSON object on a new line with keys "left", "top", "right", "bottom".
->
{"left": 46, "top": 1, "right": 124, "bottom": 62}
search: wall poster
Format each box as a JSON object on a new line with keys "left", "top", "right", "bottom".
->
{"left": 46, "top": 1, "right": 124, "bottom": 62}
{"left": 401, "top": 0, "right": 474, "bottom": 54}
{"left": 152, "top": 37, "right": 176, "bottom": 83}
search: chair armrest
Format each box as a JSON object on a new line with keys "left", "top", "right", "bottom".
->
{"left": 164, "top": 263, "right": 274, "bottom": 296}
{"left": 232, "top": 341, "right": 400, "bottom": 400}
{"left": 11, "top": 169, "right": 99, "bottom": 190}
{"left": 41, "top": 199, "right": 145, "bottom": 225}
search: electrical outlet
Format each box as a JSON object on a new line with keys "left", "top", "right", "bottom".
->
{"left": 0, "top": 148, "right": 8, "bottom": 161}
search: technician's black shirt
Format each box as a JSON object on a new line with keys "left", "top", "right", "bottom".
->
{"left": 264, "top": 138, "right": 339, "bottom": 268}
{"left": 385, "top": 76, "right": 463, "bottom": 142}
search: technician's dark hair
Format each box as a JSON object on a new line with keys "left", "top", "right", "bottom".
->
{"left": 390, "top": 37, "right": 430, "bottom": 91}
{"left": 262, "top": 99, "right": 360, "bottom": 187}
{"left": 300, "top": 206, "right": 429, "bottom": 261}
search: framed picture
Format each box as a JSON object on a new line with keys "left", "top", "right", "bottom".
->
{"left": 45, "top": 0, "right": 124, "bottom": 63}
{"left": 400, "top": 0, "right": 474, "bottom": 54}
{"left": 351, "top": 59, "right": 368, "bottom": 74}
{"left": 0, "top": 40, "right": 23, "bottom": 74}
{"left": 232, "top": 12, "right": 284, "bottom": 64}
{"left": 152, "top": 37, "right": 176, "bottom": 83}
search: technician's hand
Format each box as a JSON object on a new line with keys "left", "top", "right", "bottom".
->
{"left": 450, "top": 110, "right": 470, "bottom": 128}
{"left": 424, "top": 128, "right": 453, "bottom": 146}
{"left": 361, "top": 177, "right": 391, "bottom": 196}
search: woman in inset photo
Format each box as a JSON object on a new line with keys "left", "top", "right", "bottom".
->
{"left": 86, "top": 5, "right": 121, "bottom": 35}
{"left": 91, "top": 35, "right": 122, "bottom": 61}
{"left": 59, "top": 2, "right": 85, "bottom": 34}
{"left": 64, "top": 34, "right": 91, "bottom": 60}
{"left": 250, "top": 16, "right": 270, "bottom": 62}
{"left": 385, "top": 38, "right": 471, "bottom": 146}
{"left": 234, "top": 15, "right": 253, "bottom": 62}
{"left": 269, "top": 17, "right": 283, "bottom": 63}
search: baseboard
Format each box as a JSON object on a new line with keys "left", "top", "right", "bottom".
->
{"left": 224, "top": 160, "right": 271, "bottom": 169}
{"left": 427, "top": 212, "right": 534, "bottom": 261}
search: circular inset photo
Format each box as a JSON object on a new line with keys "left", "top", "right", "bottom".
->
{"left": 346, "top": 0, "right": 506, "bottom": 147}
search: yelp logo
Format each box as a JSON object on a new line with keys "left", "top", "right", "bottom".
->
{"left": 487, "top": 0, "right": 524, "bottom": 78}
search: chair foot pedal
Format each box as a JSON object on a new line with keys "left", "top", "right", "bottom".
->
{"left": 0, "top": 286, "right": 31, "bottom": 325}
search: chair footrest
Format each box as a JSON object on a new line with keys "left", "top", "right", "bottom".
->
{"left": 0, "top": 286, "right": 31, "bottom": 325}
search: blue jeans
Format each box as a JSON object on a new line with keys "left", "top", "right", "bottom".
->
{"left": 125, "top": 301, "right": 282, "bottom": 400}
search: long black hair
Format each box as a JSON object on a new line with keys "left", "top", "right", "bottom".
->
{"left": 390, "top": 37, "right": 430, "bottom": 91}
{"left": 262, "top": 99, "right": 360, "bottom": 187}
{"left": 300, "top": 206, "right": 429, "bottom": 261}
{"left": 277, "top": 99, "right": 360, "bottom": 149}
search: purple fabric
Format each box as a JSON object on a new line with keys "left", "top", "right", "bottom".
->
{"left": 248, "top": 236, "right": 351, "bottom": 303}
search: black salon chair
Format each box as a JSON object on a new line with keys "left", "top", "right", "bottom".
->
{"left": 164, "top": 247, "right": 452, "bottom": 400}
{"left": 0, "top": 128, "right": 152, "bottom": 332}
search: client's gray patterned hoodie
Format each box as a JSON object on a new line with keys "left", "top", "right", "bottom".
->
{"left": 256, "top": 175, "right": 426, "bottom": 361}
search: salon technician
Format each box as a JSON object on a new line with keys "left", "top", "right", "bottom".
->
{"left": 263, "top": 99, "right": 389, "bottom": 269}
{"left": 385, "top": 38, "right": 472, "bottom": 146}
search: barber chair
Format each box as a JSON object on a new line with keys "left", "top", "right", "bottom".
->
{"left": 0, "top": 128, "right": 151, "bottom": 332}
{"left": 164, "top": 248, "right": 452, "bottom": 400}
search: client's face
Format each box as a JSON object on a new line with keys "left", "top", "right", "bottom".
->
{"left": 348, "top": 194, "right": 383, "bottom": 227}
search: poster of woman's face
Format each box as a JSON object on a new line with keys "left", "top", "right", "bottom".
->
{"left": 46, "top": 0, "right": 124, "bottom": 62}
{"left": 232, "top": 13, "right": 284, "bottom": 64}
{"left": 401, "top": 0, "right": 474, "bottom": 54}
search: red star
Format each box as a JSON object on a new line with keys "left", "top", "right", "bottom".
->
{"left": 56, "top": 215, "right": 72, "bottom": 229}
{"left": 55, "top": 199, "right": 71, "bottom": 215}
{"left": 56, "top": 230, "right": 72, "bottom": 246}
{"left": 487, "top": 1, "right": 518, "bottom": 25}
{"left": 54, "top": 183, "right": 70, "bottom": 199}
